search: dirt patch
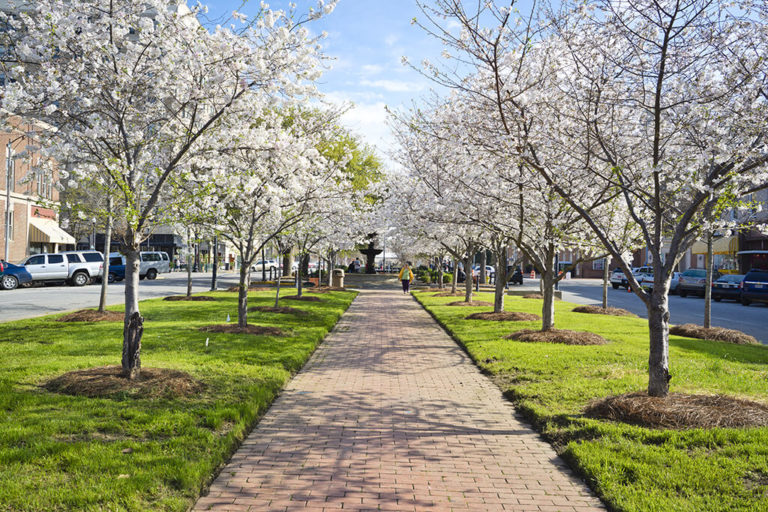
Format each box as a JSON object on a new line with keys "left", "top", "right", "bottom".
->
{"left": 585, "top": 392, "right": 768, "bottom": 429}
{"left": 306, "top": 287, "right": 346, "bottom": 293}
{"left": 57, "top": 310, "right": 124, "bottom": 323}
{"left": 199, "top": 324, "right": 285, "bottom": 336}
{"left": 283, "top": 295, "right": 322, "bottom": 302}
{"left": 433, "top": 292, "right": 465, "bottom": 297}
{"left": 465, "top": 311, "right": 541, "bottom": 322}
{"left": 43, "top": 365, "right": 204, "bottom": 399}
{"left": 670, "top": 324, "right": 759, "bottom": 345}
{"left": 249, "top": 306, "right": 307, "bottom": 316}
{"left": 572, "top": 305, "right": 638, "bottom": 317}
{"left": 163, "top": 295, "right": 216, "bottom": 302}
{"left": 446, "top": 301, "right": 494, "bottom": 307}
{"left": 505, "top": 328, "right": 608, "bottom": 345}
{"left": 522, "top": 293, "right": 561, "bottom": 300}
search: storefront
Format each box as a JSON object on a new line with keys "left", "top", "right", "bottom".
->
{"left": 690, "top": 235, "right": 739, "bottom": 274}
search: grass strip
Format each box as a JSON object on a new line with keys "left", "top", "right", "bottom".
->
{"left": 0, "top": 289, "right": 357, "bottom": 511}
{"left": 413, "top": 290, "right": 768, "bottom": 512}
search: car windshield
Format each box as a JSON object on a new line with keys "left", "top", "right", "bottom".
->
{"left": 718, "top": 274, "right": 744, "bottom": 282}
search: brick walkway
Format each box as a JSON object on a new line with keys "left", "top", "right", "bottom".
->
{"left": 194, "top": 288, "right": 605, "bottom": 512}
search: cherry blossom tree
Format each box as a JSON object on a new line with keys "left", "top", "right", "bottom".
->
{"left": 2, "top": 0, "right": 335, "bottom": 378}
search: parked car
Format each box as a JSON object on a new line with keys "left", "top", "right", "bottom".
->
{"left": 508, "top": 266, "right": 523, "bottom": 285}
{"left": 472, "top": 264, "right": 495, "bottom": 275}
{"left": 678, "top": 268, "right": 721, "bottom": 297}
{"left": 107, "top": 251, "right": 170, "bottom": 281}
{"left": 637, "top": 270, "right": 681, "bottom": 294}
{"left": 251, "top": 259, "right": 279, "bottom": 273}
{"left": 0, "top": 260, "right": 33, "bottom": 290}
{"left": 712, "top": 274, "right": 744, "bottom": 302}
{"left": 106, "top": 254, "right": 126, "bottom": 283}
{"left": 20, "top": 251, "right": 104, "bottom": 286}
{"left": 740, "top": 269, "right": 768, "bottom": 306}
{"left": 610, "top": 266, "right": 649, "bottom": 289}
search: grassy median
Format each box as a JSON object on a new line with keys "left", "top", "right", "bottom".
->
{"left": 0, "top": 288, "right": 356, "bottom": 511}
{"left": 413, "top": 290, "right": 768, "bottom": 512}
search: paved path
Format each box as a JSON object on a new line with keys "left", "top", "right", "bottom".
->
{"left": 194, "top": 289, "right": 605, "bottom": 512}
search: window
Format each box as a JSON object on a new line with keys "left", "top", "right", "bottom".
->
{"left": 161, "top": 253, "right": 169, "bottom": 261}
{"left": 27, "top": 255, "right": 45, "bottom": 265}
{"left": 66, "top": 253, "right": 81, "bottom": 263}
{"left": 82, "top": 253, "right": 103, "bottom": 262}
{"left": 592, "top": 259, "right": 605, "bottom": 271}
{"left": 6, "top": 210, "right": 12, "bottom": 241}
{"left": 110, "top": 257, "right": 123, "bottom": 266}
{"left": 142, "top": 252, "right": 160, "bottom": 262}
{"left": 48, "top": 254, "right": 64, "bottom": 264}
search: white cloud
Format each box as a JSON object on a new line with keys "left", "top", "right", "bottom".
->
{"left": 359, "top": 79, "right": 426, "bottom": 93}
{"left": 385, "top": 33, "right": 399, "bottom": 47}
{"left": 361, "top": 64, "right": 384, "bottom": 76}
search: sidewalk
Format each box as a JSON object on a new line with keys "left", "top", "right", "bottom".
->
{"left": 194, "top": 288, "right": 605, "bottom": 511}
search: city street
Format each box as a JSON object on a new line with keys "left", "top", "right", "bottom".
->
{"left": 556, "top": 278, "right": 768, "bottom": 345}
{"left": 0, "top": 270, "right": 271, "bottom": 323}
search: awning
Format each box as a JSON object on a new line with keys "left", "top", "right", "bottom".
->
{"left": 690, "top": 235, "right": 738, "bottom": 255}
{"left": 28, "top": 218, "right": 76, "bottom": 245}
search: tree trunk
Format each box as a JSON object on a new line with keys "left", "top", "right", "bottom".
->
{"left": 480, "top": 249, "right": 487, "bottom": 287}
{"left": 464, "top": 254, "right": 473, "bottom": 303}
{"left": 541, "top": 270, "right": 556, "bottom": 331}
{"left": 704, "top": 232, "right": 713, "bottom": 329}
{"left": 647, "top": 289, "right": 671, "bottom": 397}
{"left": 237, "top": 263, "right": 250, "bottom": 327}
{"left": 451, "top": 257, "right": 458, "bottom": 294}
{"left": 493, "top": 246, "right": 507, "bottom": 313}
{"left": 282, "top": 250, "right": 292, "bottom": 277}
{"left": 297, "top": 260, "right": 303, "bottom": 298}
{"left": 437, "top": 255, "right": 444, "bottom": 289}
{"left": 602, "top": 255, "right": 611, "bottom": 309}
{"left": 186, "top": 242, "right": 193, "bottom": 297}
{"left": 274, "top": 267, "right": 282, "bottom": 307}
{"left": 210, "top": 235, "right": 218, "bottom": 291}
{"left": 98, "top": 208, "right": 113, "bottom": 312}
{"left": 122, "top": 246, "right": 142, "bottom": 379}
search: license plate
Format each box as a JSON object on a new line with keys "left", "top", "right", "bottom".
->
{"left": 756, "top": 284, "right": 765, "bottom": 289}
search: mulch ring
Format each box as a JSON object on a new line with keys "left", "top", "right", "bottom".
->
{"left": 505, "top": 328, "right": 608, "bottom": 345}
{"left": 199, "top": 324, "right": 285, "bottom": 336}
{"left": 522, "top": 293, "right": 561, "bottom": 300}
{"left": 163, "top": 295, "right": 216, "bottom": 302}
{"left": 670, "top": 324, "right": 759, "bottom": 345}
{"left": 306, "top": 287, "right": 346, "bottom": 293}
{"left": 226, "top": 285, "right": 274, "bottom": 293}
{"left": 446, "top": 301, "right": 494, "bottom": 307}
{"left": 43, "top": 365, "right": 204, "bottom": 399}
{"left": 585, "top": 392, "right": 768, "bottom": 429}
{"left": 248, "top": 306, "right": 307, "bottom": 316}
{"left": 56, "top": 309, "right": 124, "bottom": 323}
{"left": 465, "top": 311, "right": 541, "bottom": 322}
{"left": 283, "top": 295, "right": 322, "bottom": 302}
{"left": 572, "top": 305, "right": 637, "bottom": 317}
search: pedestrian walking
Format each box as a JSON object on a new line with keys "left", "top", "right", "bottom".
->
{"left": 398, "top": 262, "right": 415, "bottom": 294}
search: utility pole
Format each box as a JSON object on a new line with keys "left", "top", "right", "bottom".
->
{"left": 4, "top": 141, "right": 13, "bottom": 262}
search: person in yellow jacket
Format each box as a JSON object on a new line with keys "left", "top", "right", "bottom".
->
{"left": 398, "top": 262, "right": 415, "bottom": 294}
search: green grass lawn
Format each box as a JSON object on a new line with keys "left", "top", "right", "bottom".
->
{"left": 413, "top": 290, "right": 768, "bottom": 512}
{"left": 0, "top": 288, "right": 357, "bottom": 511}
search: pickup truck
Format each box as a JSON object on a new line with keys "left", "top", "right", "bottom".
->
{"left": 20, "top": 250, "right": 104, "bottom": 286}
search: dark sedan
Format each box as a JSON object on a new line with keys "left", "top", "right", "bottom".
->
{"left": 741, "top": 269, "right": 768, "bottom": 306}
{"left": 0, "top": 260, "right": 33, "bottom": 290}
{"left": 711, "top": 274, "right": 744, "bottom": 302}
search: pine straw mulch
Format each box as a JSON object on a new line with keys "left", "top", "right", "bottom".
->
{"left": 56, "top": 309, "right": 124, "bottom": 323}
{"left": 446, "top": 300, "right": 494, "bottom": 307}
{"left": 433, "top": 291, "right": 465, "bottom": 297}
{"left": 163, "top": 295, "right": 216, "bottom": 302}
{"left": 282, "top": 295, "right": 322, "bottom": 302}
{"left": 670, "top": 324, "right": 759, "bottom": 345}
{"left": 572, "top": 305, "right": 638, "bottom": 317}
{"left": 523, "top": 293, "right": 561, "bottom": 300}
{"left": 248, "top": 305, "right": 307, "bottom": 316}
{"left": 306, "top": 287, "right": 346, "bottom": 293}
{"left": 43, "top": 365, "right": 204, "bottom": 399}
{"left": 505, "top": 328, "right": 608, "bottom": 345}
{"left": 585, "top": 392, "right": 768, "bottom": 429}
{"left": 465, "top": 311, "right": 541, "bottom": 322}
{"left": 198, "top": 324, "right": 285, "bottom": 336}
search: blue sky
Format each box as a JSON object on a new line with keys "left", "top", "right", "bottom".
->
{"left": 201, "top": 1, "right": 450, "bottom": 167}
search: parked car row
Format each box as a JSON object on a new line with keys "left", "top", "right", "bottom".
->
{"left": 0, "top": 251, "right": 170, "bottom": 290}
{"left": 609, "top": 265, "right": 768, "bottom": 306}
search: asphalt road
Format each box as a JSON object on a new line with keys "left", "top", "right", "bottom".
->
{"left": 554, "top": 278, "right": 768, "bottom": 345}
{"left": 0, "top": 270, "right": 269, "bottom": 323}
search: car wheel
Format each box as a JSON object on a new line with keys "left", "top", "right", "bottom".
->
{"left": 679, "top": 290, "right": 688, "bottom": 297}
{"left": 72, "top": 272, "right": 89, "bottom": 287}
{"left": 612, "top": 283, "right": 619, "bottom": 289}
{"left": 1, "top": 274, "right": 19, "bottom": 290}
{"left": 742, "top": 298, "right": 751, "bottom": 306}
{"left": 146, "top": 269, "right": 157, "bottom": 280}
{"left": 108, "top": 272, "right": 116, "bottom": 283}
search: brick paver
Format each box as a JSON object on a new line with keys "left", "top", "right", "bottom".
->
{"left": 194, "top": 288, "right": 605, "bottom": 511}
